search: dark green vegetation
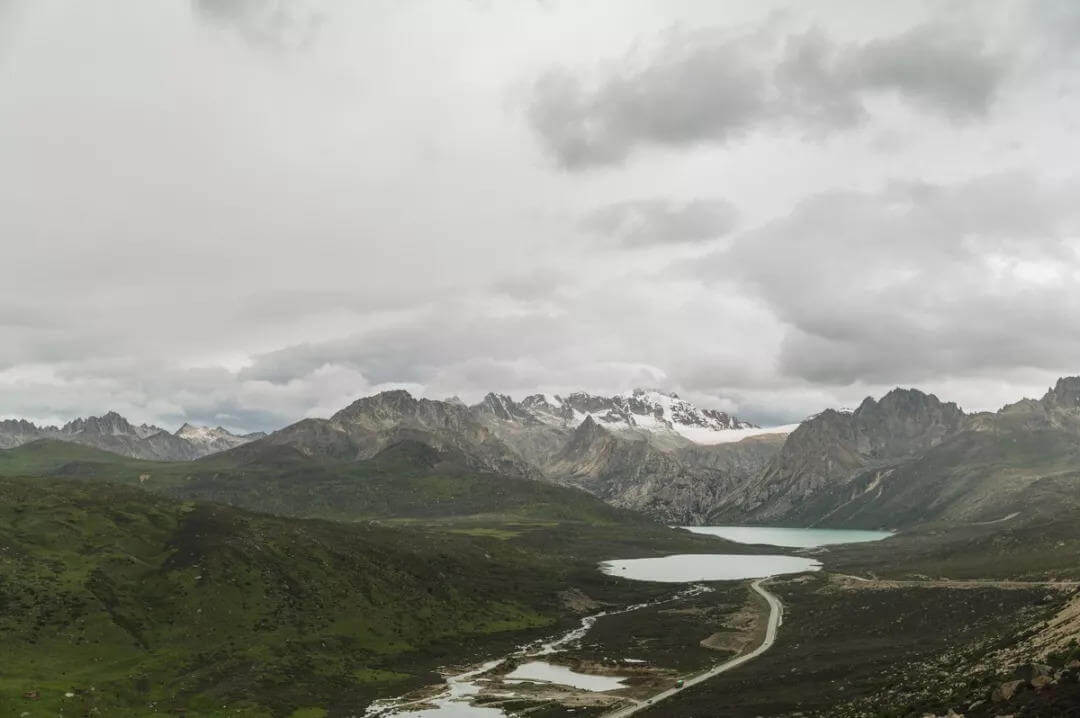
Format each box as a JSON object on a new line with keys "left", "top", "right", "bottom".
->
{"left": 827, "top": 508, "right": 1080, "bottom": 581}
{"left": 0, "top": 440, "right": 758, "bottom": 717}
{"left": 0, "top": 476, "right": 557, "bottom": 716}
{"left": 557, "top": 583, "right": 750, "bottom": 674}
{"left": 638, "top": 574, "right": 1066, "bottom": 718}
{"left": 0, "top": 439, "right": 648, "bottom": 526}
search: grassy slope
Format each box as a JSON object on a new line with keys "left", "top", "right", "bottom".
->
{"left": 824, "top": 504, "right": 1080, "bottom": 581}
{"left": 774, "top": 427, "right": 1080, "bottom": 530}
{"left": 0, "top": 439, "right": 644, "bottom": 526}
{"left": 0, "top": 442, "right": 762, "bottom": 717}
{"left": 0, "top": 476, "right": 694, "bottom": 717}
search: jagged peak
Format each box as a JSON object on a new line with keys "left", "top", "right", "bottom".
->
{"left": 1044, "top": 376, "right": 1080, "bottom": 408}
{"left": 332, "top": 389, "right": 418, "bottom": 419}
{"left": 573, "top": 414, "right": 609, "bottom": 438}
{"left": 854, "top": 387, "right": 962, "bottom": 418}
{"left": 628, "top": 387, "right": 679, "bottom": 399}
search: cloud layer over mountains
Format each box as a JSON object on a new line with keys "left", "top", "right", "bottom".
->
{"left": 1, "top": 1, "right": 1078, "bottom": 432}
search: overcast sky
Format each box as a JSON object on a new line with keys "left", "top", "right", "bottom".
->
{"left": 2, "top": 0, "right": 1079, "bottom": 432}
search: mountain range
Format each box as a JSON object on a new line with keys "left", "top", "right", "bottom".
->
{"left": 226, "top": 388, "right": 790, "bottom": 522}
{"left": 7, "top": 378, "right": 1080, "bottom": 531}
{"left": 229, "top": 378, "right": 1080, "bottom": 530}
{"left": 0, "top": 411, "right": 265, "bottom": 460}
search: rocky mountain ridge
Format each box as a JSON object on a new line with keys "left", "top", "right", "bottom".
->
{"left": 0, "top": 412, "right": 264, "bottom": 460}
{"left": 469, "top": 388, "right": 775, "bottom": 446}
{"left": 225, "top": 388, "right": 789, "bottom": 523}
{"left": 709, "top": 377, "right": 1080, "bottom": 528}
{"left": 14, "top": 379, "right": 1078, "bottom": 530}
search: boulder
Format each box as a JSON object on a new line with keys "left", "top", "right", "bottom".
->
{"left": 992, "top": 679, "right": 1027, "bottom": 702}
{"left": 1012, "top": 663, "right": 1054, "bottom": 681}
{"left": 1031, "top": 674, "right": 1054, "bottom": 690}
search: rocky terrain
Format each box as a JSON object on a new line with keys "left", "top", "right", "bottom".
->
{"left": 198, "top": 377, "right": 1080, "bottom": 527}
{"left": 711, "top": 377, "right": 1080, "bottom": 529}
{"left": 710, "top": 388, "right": 967, "bottom": 525}
{"left": 221, "top": 388, "right": 789, "bottom": 523}
{"left": 0, "top": 412, "right": 264, "bottom": 460}
{"left": 471, "top": 388, "right": 764, "bottom": 446}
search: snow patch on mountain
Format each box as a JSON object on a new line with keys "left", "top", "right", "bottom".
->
{"left": 175, "top": 423, "right": 266, "bottom": 453}
{"left": 673, "top": 423, "right": 800, "bottom": 445}
{"left": 474, "top": 388, "right": 790, "bottom": 445}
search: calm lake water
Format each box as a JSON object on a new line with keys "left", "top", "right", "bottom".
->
{"left": 599, "top": 553, "right": 821, "bottom": 582}
{"left": 506, "top": 661, "right": 626, "bottom": 691}
{"left": 682, "top": 525, "right": 892, "bottom": 548}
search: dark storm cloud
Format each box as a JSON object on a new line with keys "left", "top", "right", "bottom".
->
{"left": 528, "top": 19, "right": 1009, "bottom": 168}
{"left": 582, "top": 198, "right": 738, "bottom": 247}
{"left": 697, "top": 172, "right": 1080, "bottom": 385}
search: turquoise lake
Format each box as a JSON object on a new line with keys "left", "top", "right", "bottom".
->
{"left": 681, "top": 525, "right": 892, "bottom": 548}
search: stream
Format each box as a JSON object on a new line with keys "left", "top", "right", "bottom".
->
{"left": 362, "top": 585, "right": 710, "bottom": 717}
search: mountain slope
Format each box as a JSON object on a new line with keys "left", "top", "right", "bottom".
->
{"left": 466, "top": 390, "right": 789, "bottom": 521}
{"left": 0, "top": 437, "right": 645, "bottom": 526}
{"left": 245, "top": 390, "right": 539, "bottom": 479}
{"left": 175, "top": 423, "right": 267, "bottom": 455}
{"left": 471, "top": 388, "right": 775, "bottom": 448}
{"left": 538, "top": 416, "right": 760, "bottom": 523}
{"left": 713, "top": 378, "right": 1080, "bottom": 529}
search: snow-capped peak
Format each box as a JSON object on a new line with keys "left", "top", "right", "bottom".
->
{"left": 175, "top": 423, "right": 265, "bottom": 452}
{"left": 470, "top": 389, "right": 792, "bottom": 445}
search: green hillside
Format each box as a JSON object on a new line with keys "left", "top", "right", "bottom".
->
{"left": 0, "top": 439, "right": 645, "bottom": 526}
{"left": 0, "top": 439, "right": 758, "bottom": 716}
{"left": 0, "top": 475, "right": 711, "bottom": 717}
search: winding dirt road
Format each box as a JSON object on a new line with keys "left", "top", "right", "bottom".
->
{"left": 602, "top": 578, "right": 782, "bottom": 717}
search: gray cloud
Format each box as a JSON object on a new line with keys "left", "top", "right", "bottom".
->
{"left": 527, "top": 29, "right": 772, "bottom": 169}
{"left": 528, "top": 19, "right": 1009, "bottom": 168}
{"left": 850, "top": 23, "right": 1006, "bottom": 118}
{"left": 191, "top": 0, "right": 324, "bottom": 50}
{"left": 697, "top": 172, "right": 1080, "bottom": 385}
{"left": 582, "top": 198, "right": 738, "bottom": 247}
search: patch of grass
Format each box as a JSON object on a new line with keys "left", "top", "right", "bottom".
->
{"left": 446, "top": 527, "right": 522, "bottom": 540}
{"left": 559, "top": 583, "right": 749, "bottom": 673}
{"left": 288, "top": 708, "right": 328, "bottom": 718}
